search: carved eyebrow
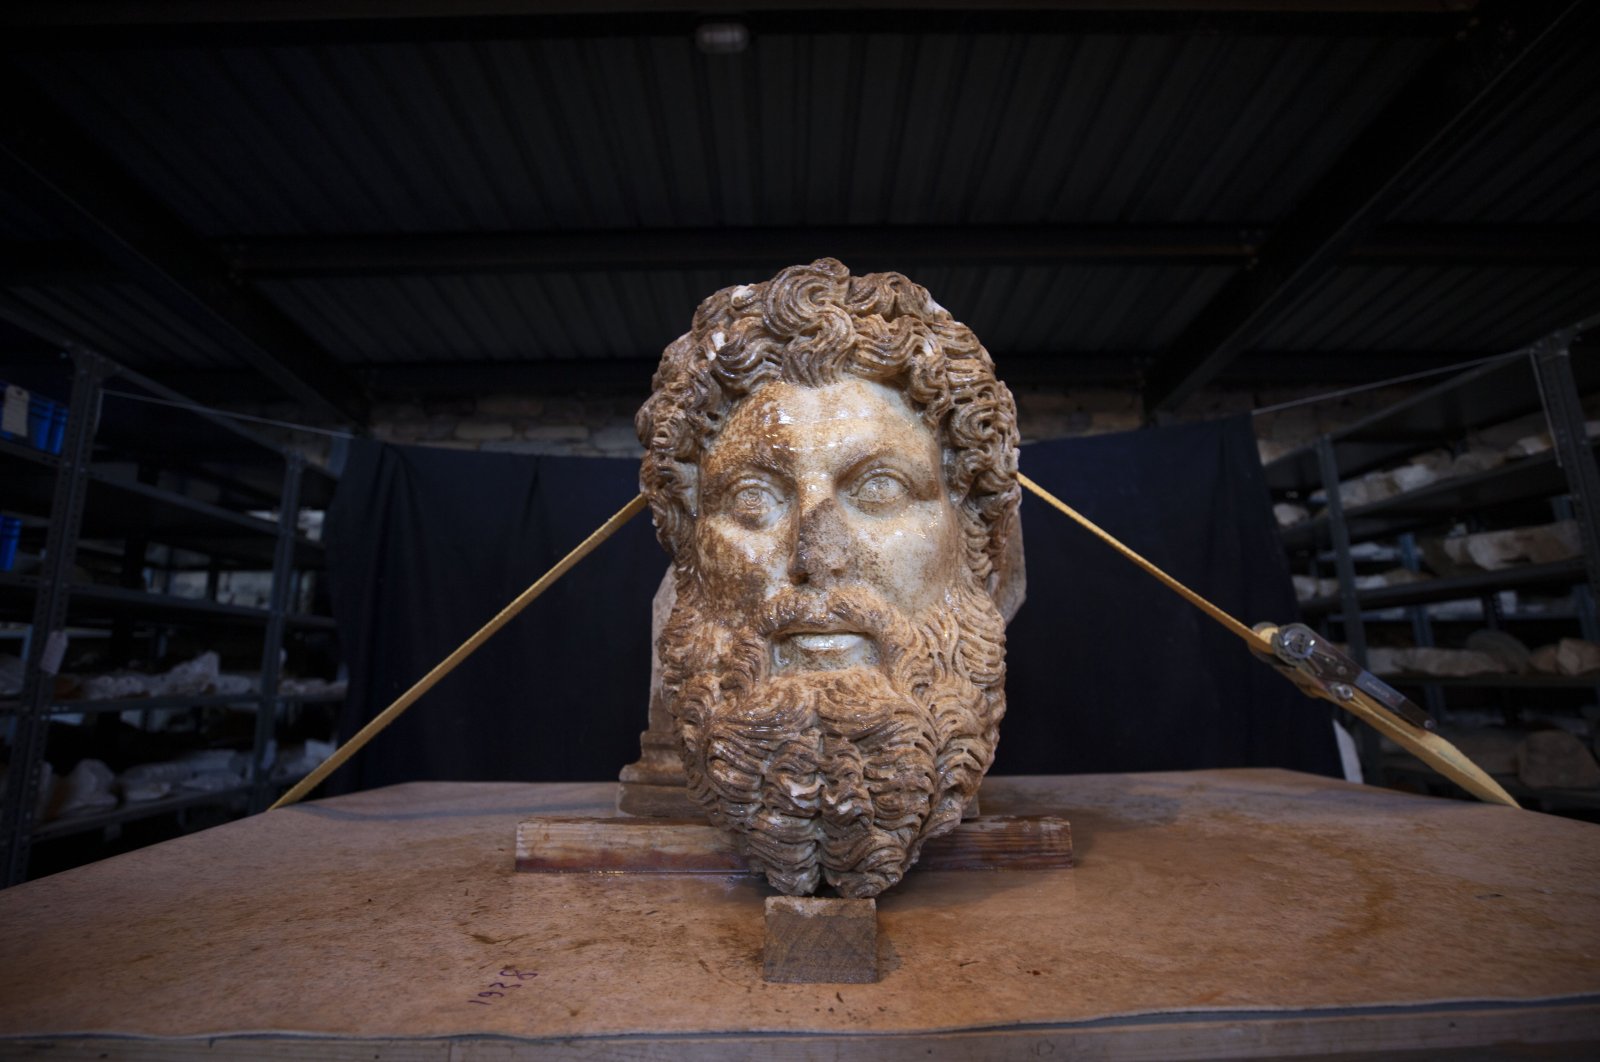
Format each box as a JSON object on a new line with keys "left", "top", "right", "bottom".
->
{"left": 839, "top": 447, "right": 939, "bottom": 494}
{"left": 702, "top": 449, "right": 790, "bottom": 496}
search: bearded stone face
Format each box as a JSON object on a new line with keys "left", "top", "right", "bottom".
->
{"left": 635, "top": 258, "right": 1020, "bottom": 897}
{"left": 655, "top": 378, "right": 1009, "bottom": 897}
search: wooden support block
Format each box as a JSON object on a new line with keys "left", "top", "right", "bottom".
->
{"left": 762, "top": 896, "right": 878, "bottom": 984}
{"left": 620, "top": 786, "right": 987, "bottom": 821}
{"left": 918, "top": 814, "right": 1073, "bottom": 871}
{"left": 516, "top": 817, "right": 741, "bottom": 874}
{"left": 515, "top": 814, "right": 1072, "bottom": 874}
{"left": 615, "top": 781, "right": 703, "bottom": 819}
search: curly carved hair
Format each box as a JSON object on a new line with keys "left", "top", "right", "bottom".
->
{"left": 636, "top": 258, "right": 1021, "bottom": 587}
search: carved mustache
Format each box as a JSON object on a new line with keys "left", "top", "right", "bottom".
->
{"left": 755, "top": 587, "right": 902, "bottom": 644}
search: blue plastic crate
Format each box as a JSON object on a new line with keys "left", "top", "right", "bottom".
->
{"left": 0, "top": 515, "right": 20, "bottom": 572}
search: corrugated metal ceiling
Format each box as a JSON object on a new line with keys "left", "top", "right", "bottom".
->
{"left": 1, "top": 3, "right": 1596, "bottom": 419}
{"left": 1392, "top": 37, "right": 1600, "bottom": 224}
{"left": 18, "top": 33, "right": 1431, "bottom": 235}
{"left": 252, "top": 263, "right": 1235, "bottom": 367}
{"left": 1259, "top": 265, "right": 1600, "bottom": 352}
{"left": 7, "top": 284, "right": 243, "bottom": 369}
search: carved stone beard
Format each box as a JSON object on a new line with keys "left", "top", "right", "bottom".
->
{"left": 658, "top": 570, "right": 1007, "bottom": 897}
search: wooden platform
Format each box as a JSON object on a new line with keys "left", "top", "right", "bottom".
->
{"left": 1, "top": 769, "right": 1598, "bottom": 1059}
{"left": 515, "top": 813, "right": 1072, "bottom": 874}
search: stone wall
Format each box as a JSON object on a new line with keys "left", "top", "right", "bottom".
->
{"left": 368, "top": 394, "right": 646, "bottom": 458}
{"left": 245, "top": 380, "right": 1424, "bottom": 473}
{"left": 354, "top": 381, "right": 1418, "bottom": 462}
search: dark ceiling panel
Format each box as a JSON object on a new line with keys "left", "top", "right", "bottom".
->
{"left": 3, "top": 3, "right": 1596, "bottom": 405}
{"left": 1257, "top": 265, "right": 1600, "bottom": 354}
{"left": 6, "top": 284, "right": 235, "bottom": 369}
{"left": 250, "top": 263, "right": 1238, "bottom": 372}
{"left": 0, "top": 187, "right": 61, "bottom": 240}
{"left": 0, "top": 66, "right": 370, "bottom": 422}
{"left": 0, "top": 3, "right": 1473, "bottom": 49}
{"left": 1391, "top": 44, "right": 1600, "bottom": 224}
{"left": 15, "top": 30, "right": 1435, "bottom": 238}
{"left": 1142, "top": 0, "right": 1596, "bottom": 412}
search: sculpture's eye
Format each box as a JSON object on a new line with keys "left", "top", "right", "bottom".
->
{"left": 851, "top": 471, "right": 909, "bottom": 512}
{"left": 729, "top": 481, "right": 781, "bottom": 527}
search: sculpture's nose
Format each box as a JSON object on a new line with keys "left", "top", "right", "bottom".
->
{"left": 787, "top": 493, "right": 849, "bottom": 587}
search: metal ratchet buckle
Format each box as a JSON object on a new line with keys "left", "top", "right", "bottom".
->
{"left": 1258, "top": 622, "right": 1436, "bottom": 732}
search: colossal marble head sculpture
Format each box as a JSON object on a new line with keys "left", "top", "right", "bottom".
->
{"left": 637, "top": 258, "right": 1022, "bottom": 897}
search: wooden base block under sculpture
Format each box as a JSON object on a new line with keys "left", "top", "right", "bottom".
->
{"left": 516, "top": 807, "right": 1073, "bottom": 984}
{"left": 3, "top": 770, "right": 1597, "bottom": 1059}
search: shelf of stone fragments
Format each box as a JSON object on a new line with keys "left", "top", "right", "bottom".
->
{"left": 1299, "top": 558, "right": 1587, "bottom": 617}
{"left": 1277, "top": 447, "right": 1590, "bottom": 553}
{"left": 1385, "top": 673, "right": 1600, "bottom": 689}
{"left": 4, "top": 457, "right": 325, "bottom": 570}
{"left": 0, "top": 688, "right": 346, "bottom": 718}
{"left": 0, "top": 692, "right": 259, "bottom": 717}
{"left": 1336, "top": 606, "right": 1585, "bottom": 628}
{"left": 88, "top": 358, "right": 341, "bottom": 512}
{"left": 0, "top": 432, "right": 59, "bottom": 480}
{"left": 0, "top": 577, "right": 338, "bottom": 631}
{"left": 0, "top": 770, "right": 1596, "bottom": 1060}
{"left": 29, "top": 783, "right": 253, "bottom": 842}
{"left": 1380, "top": 757, "right": 1600, "bottom": 814}
{"left": 1263, "top": 351, "right": 1600, "bottom": 495}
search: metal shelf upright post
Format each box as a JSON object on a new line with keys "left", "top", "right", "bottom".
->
{"left": 1532, "top": 337, "right": 1600, "bottom": 604}
{"left": 1316, "top": 434, "right": 1382, "bottom": 783}
{"left": 251, "top": 452, "right": 302, "bottom": 814}
{"left": 1, "top": 351, "right": 109, "bottom": 885}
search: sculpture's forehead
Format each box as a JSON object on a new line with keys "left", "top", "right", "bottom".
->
{"left": 707, "top": 379, "right": 937, "bottom": 468}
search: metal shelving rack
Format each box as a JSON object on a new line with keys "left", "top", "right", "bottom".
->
{"left": 0, "top": 348, "right": 339, "bottom": 885}
{"left": 1265, "top": 327, "right": 1600, "bottom": 801}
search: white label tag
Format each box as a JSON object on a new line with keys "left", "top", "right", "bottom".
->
{"left": 1, "top": 385, "right": 29, "bottom": 436}
{"left": 40, "top": 630, "right": 69, "bottom": 676}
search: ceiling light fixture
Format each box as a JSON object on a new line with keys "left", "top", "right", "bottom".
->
{"left": 695, "top": 21, "right": 750, "bottom": 55}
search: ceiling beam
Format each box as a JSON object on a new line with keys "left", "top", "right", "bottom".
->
{"left": 1347, "top": 225, "right": 1600, "bottom": 267}
{"left": 7, "top": 225, "right": 1597, "bottom": 286}
{"left": 0, "top": 3, "right": 1470, "bottom": 49}
{"left": 0, "top": 70, "right": 370, "bottom": 425}
{"left": 0, "top": 0, "right": 1478, "bottom": 18}
{"left": 0, "top": 241, "right": 113, "bottom": 285}
{"left": 166, "top": 350, "right": 1495, "bottom": 405}
{"left": 1141, "top": 0, "right": 1595, "bottom": 416}
{"left": 228, "top": 225, "right": 1262, "bottom": 277}
{"left": 225, "top": 224, "right": 1600, "bottom": 275}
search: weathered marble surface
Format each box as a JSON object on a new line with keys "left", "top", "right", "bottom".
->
{"left": 634, "top": 259, "right": 1025, "bottom": 896}
{"left": 0, "top": 769, "right": 1597, "bottom": 1055}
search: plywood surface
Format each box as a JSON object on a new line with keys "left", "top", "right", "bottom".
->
{"left": 514, "top": 812, "right": 1071, "bottom": 873}
{"left": 0, "top": 769, "right": 1597, "bottom": 1048}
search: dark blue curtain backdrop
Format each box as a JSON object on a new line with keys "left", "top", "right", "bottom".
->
{"left": 324, "top": 443, "right": 662, "bottom": 793}
{"left": 1001, "top": 418, "right": 1339, "bottom": 777}
{"left": 324, "top": 416, "right": 1338, "bottom": 794}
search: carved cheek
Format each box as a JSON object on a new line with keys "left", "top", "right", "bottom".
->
{"left": 851, "top": 502, "right": 960, "bottom": 613}
{"left": 696, "top": 518, "right": 788, "bottom": 607}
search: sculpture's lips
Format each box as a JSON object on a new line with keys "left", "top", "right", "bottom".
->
{"left": 773, "top": 629, "right": 879, "bottom": 671}
{"left": 788, "top": 632, "right": 865, "bottom": 651}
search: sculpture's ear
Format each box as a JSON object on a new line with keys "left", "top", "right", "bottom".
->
{"left": 646, "top": 567, "right": 677, "bottom": 730}
{"left": 682, "top": 461, "right": 699, "bottom": 519}
{"left": 988, "top": 511, "right": 1026, "bottom": 625}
